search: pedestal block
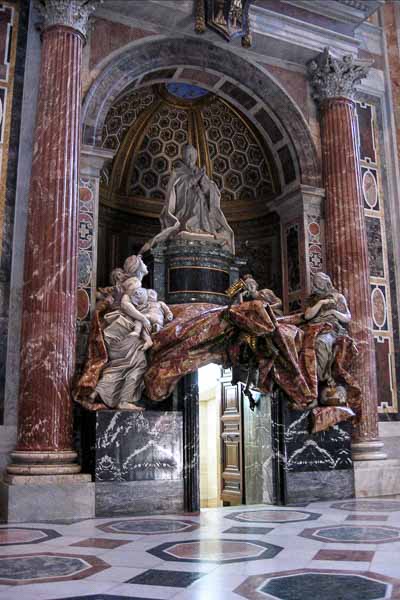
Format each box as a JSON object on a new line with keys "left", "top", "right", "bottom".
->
{"left": 353, "top": 459, "right": 400, "bottom": 498}
{"left": 0, "top": 474, "right": 94, "bottom": 522}
{"left": 144, "top": 239, "right": 240, "bottom": 305}
{"left": 81, "top": 410, "right": 184, "bottom": 516}
{"left": 277, "top": 398, "right": 354, "bottom": 504}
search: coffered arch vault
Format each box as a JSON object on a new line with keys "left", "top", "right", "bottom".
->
{"left": 101, "top": 83, "right": 280, "bottom": 221}
{"left": 82, "top": 35, "right": 321, "bottom": 189}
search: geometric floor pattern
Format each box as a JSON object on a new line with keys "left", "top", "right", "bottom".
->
{"left": 300, "top": 524, "right": 400, "bottom": 544}
{"left": 0, "top": 499, "right": 399, "bottom": 598}
{"left": 226, "top": 509, "right": 321, "bottom": 524}
{"left": 0, "top": 527, "right": 61, "bottom": 546}
{"left": 147, "top": 538, "right": 283, "bottom": 563}
{"left": 97, "top": 518, "right": 199, "bottom": 535}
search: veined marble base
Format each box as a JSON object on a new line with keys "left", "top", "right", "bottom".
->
{"left": 81, "top": 410, "right": 185, "bottom": 516}
{"left": 353, "top": 458, "right": 400, "bottom": 498}
{"left": 285, "top": 469, "right": 354, "bottom": 504}
{"left": 0, "top": 476, "right": 95, "bottom": 522}
{"left": 95, "top": 479, "right": 184, "bottom": 516}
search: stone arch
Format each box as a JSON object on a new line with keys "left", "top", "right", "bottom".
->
{"left": 82, "top": 35, "right": 321, "bottom": 188}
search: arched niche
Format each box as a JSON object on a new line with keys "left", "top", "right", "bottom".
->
{"left": 79, "top": 35, "right": 324, "bottom": 322}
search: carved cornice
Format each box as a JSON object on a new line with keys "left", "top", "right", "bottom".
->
{"left": 35, "top": 0, "right": 101, "bottom": 39}
{"left": 307, "top": 47, "right": 372, "bottom": 102}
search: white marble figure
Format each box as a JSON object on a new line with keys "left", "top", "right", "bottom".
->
{"left": 141, "top": 144, "right": 235, "bottom": 254}
{"left": 96, "top": 267, "right": 126, "bottom": 308}
{"left": 120, "top": 286, "right": 174, "bottom": 351}
{"left": 304, "top": 271, "right": 351, "bottom": 387}
{"left": 143, "top": 289, "right": 174, "bottom": 334}
{"left": 94, "top": 255, "right": 151, "bottom": 410}
{"left": 122, "top": 284, "right": 154, "bottom": 352}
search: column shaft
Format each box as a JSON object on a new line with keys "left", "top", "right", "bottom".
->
{"left": 15, "top": 27, "right": 82, "bottom": 456}
{"left": 320, "top": 97, "right": 379, "bottom": 442}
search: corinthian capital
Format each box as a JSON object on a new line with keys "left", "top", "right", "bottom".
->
{"left": 35, "top": 0, "right": 101, "bottom": 39}
{"left": 308, "top": 48, "right": 372, "bottom": 103}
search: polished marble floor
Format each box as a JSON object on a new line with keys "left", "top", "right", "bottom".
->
{"left": 0, "top": 499, "right": 400, "bottom": 599}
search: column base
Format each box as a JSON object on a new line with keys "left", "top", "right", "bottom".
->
{"left": 351, "top": 440, "right": 387, "bottom": 461}
{"left": 7, "top": 450, "right": 81, "bottom": 475}
{"left": 0, "top": 474, "right": 94, "bottom": 522}
{"left": 353, "top": 458, "right": 400, "bottom": 498}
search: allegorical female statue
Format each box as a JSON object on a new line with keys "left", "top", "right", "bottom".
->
{"left": 141, "top": 144, "right": 235, "bottom": 254}
{"left": 304, "top": 271, "right": 351, "bottom": 386}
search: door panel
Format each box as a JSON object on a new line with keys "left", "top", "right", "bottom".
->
{"left": 220, "top": 371, "right": 244, "bottom": 505}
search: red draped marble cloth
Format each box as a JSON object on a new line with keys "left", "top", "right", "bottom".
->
{"left": 7, "top": 2, "right": 98, "bottom": 476}
{"left": 308, "top": 49, "right": 385, "bottom": 460}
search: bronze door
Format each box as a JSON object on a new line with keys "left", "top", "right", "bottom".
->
{"left": 220, "top": 371, "right": 244, "bottom": 505}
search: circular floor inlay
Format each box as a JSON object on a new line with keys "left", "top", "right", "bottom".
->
{"left": 261, "top": 573, "right": 388, "bottom": 600}
{"left": 332, "top": 500, "right": 400, "bottom": 513}
{"left": 226, "top": 509, "right": 320, "bottom": 524}
{"left": 97, "top": 518, "right": 198, "bottom": 535}
{"left": 0, "top": 527, "right": 60, "bottom": 546}
{"left": 148, "top": 538, "right": 282, "bottom": 563}
{"left": 300, "top": 525, "right": 400, "bottom": 544}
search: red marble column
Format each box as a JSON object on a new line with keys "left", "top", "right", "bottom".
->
{"left": 8, "top": 3, "right": 97, "bottom": 476}
{"left": 309, "top": 50, "right": 385, "bottom": 460}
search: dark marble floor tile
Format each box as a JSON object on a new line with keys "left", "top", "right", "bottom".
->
{"left": 313, "top": 549, "right": 375, "bottom": 562}
{"left": 50, "top": 596, "right": 158, "bottom": 600}
{"left": 345, "top": 514, "right": 389, "bottom": 521}
{"left": 97, "top": 518, "right": 198, "bottom": 535}
{"left": 70, "top": 538, "right": 130, "bottom": 549}
{"left": 332, "top": 500, "right": 400, "bottom": 512}
{"left": 301, "top": 524, "right": 400, "bottom": 544}
{"left": 126, "top": 568, "right": 205, "bottom": 587}
{"left": 148, "top": 538, "right": 283, "bottom": 563}
{"left": 0, "top": 526, "right": 61, "bottom": 545}
{"left": 0, "top": 552, "right": 110, "bottom": 585}
{"left": 261, "top": 573, "right": 386, "bottom": 600}
{"left": 226, "top": 509, "right": 320, "bottom": 524}
{"left": 222, "top": 526, "right": 274, "bottom": 535}
{"left": 235, "top": 569, "right": 400, "bottom": 600}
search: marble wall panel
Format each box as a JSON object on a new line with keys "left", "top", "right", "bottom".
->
{"left": 356, "top": 99, "right": 399, "bottom": 414}
{"left": 243, "top": 392, "right": 275, "bottom": 505}
{"left": 77, "top": 176, "right": 98, "bottom": 367}
{"left": 82, "top": 410, "right": 183, "bottom": 483}
{"left": 88, "top": 17, "right": 156, "bottom": 72}
{"left": 0, "top": 1, "right": 28, "bottom": 426}
{"left": 282, "top": 218, "right": 303, "bottom": 313}
{"left": 278, "top": 399, "right": 354, "bottom": 504}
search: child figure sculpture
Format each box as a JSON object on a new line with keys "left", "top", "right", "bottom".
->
{"left": 144, "top": 289, "right": 174, "bottom": 333}
{"left": 121, "top": 283, "right": 174, "bottom": 351}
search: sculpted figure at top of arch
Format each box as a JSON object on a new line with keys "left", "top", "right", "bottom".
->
{"left": 141, "top": 144, "right": 235, "bottom": 254}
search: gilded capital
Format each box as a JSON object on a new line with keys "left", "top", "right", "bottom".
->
{"left": 308, "top": 48, "right": 372, "bottom": 103}
{"left": 35, "top": 0, "right": 101, "bottom": 39}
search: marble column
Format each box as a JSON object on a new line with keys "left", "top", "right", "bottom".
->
{"left": 308, "top": 49, "right": 385, "bottom": 460}
{"left": 7, "top": 1, "right": 99, "bottom": 477}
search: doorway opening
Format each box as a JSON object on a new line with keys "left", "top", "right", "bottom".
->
{"left": 199, "top": 363, "right": 223, "bottom": 509}
{"left": 198, "top": 363, "right": 277, "bottom": 511}
{"left": 198, "top": 363, "right": 248, "bottom": 509}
